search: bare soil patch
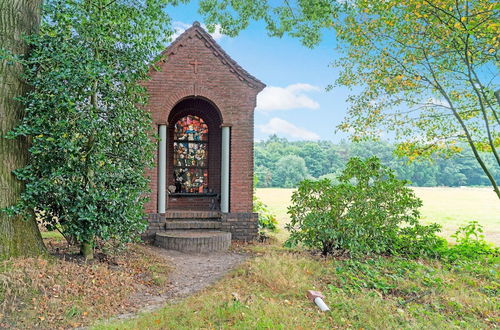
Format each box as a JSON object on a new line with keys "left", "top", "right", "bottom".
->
{"left": 115, "top": 246, "right": 247, "bottom": 319}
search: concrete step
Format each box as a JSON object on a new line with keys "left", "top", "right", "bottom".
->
{"left": 155, "top": 230, "right": 231, "bottom": 253}
{"left": 164, "top": 220, "right": 221, "bottom": 230}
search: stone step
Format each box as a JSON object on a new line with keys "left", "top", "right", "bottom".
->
{"left": 164, "top": 220, "right": 221, "bottom": 230}
{"left": 155, "top": 230, "right": 231, "bottom": 253}
{"left": 166, "top": 218, "right": 221, "bottom": 222}
{"left": 165, "top": 210, "right": 221, "bottom": 220}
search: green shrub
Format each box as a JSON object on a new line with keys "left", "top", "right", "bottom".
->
{"left": 393, "top": 224, "right": 447, "bottom": 258}
{"left": 5, "top": 1, "right": 171, "bottom": 256}
{"left": 285, "top": 157, "right": 443, "bottom": 256}
{"left": 253, "top": 196, "right": 278, "bottom": 232}
{"left": 253, "top": 177, "right": 278, "bottom": 233}
{"left": 443, "top": 221, "right": 499, "bottom": 261}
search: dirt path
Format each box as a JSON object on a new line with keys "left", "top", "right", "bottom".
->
{"left": 156, "top": 247, "right": 247, "bottom": 299}
{"left": 115, "top": 246, "right": 247, "bottom": 320}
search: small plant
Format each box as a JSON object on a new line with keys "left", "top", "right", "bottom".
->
{"left": 452, "top": 221, "right": 485, "bottom": 245}
{"left": 253, "top": 176, "right": 278, "bottom": 236}
{"left": 444, "top": 221, "right": 499, "bottom": 261}
{"left": 254, "top": 197, "right": 278, "bottom": 232}
{"left": 285, "top": 157, "right": 443, "bottom": 256}
{"left": 394, "top": 223, "right": 447, "bottom": 258}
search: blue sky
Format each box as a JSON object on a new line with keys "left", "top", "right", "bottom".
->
{"left": 166, "top": 2, "right": 353, "bottom": 142}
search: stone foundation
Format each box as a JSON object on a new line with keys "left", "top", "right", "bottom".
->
{"left": 220, "top": 212, "right": 258, "bottom": 241}
{"left": 141, "top": 213, "right": 166, "bottom": 243}
{"left": 142, "top": 211, "right": 258, "bottom": 243}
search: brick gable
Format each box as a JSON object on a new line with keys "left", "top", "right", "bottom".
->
{"left": 143, "top": 22, "right": 265, "bottom": 217}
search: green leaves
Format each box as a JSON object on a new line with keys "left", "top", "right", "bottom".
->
{"left": 444, "top": 221, "right": 499, "bottom": 261}
{"left": 8, "top": 0, "right": 180, "bottom": 247}
{"left": 253, "top": 176, "right": 278, "bottom": 233}
{"left": 285, "top": 157, "right": 443, "bottom": 256}
{"left": 200, "top": 0, "right": 335, "bottom": 47}
{"left": 200, "top": 0, "right": 500, "bottom": 197}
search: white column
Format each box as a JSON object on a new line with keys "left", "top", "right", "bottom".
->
{"left": 220, "top": 126, "right": 230, "bottom": 213}
{"left": 158, "top": 124, "right": 167, "bottom": 214}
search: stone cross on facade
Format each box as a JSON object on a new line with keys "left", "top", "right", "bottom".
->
{"left": 189, "top": 59, "right": 202, "bottom": 74}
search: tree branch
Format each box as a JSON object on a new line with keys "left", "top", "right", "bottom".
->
{"left": 422, "top": 49, "right": 500, "bottom": 199}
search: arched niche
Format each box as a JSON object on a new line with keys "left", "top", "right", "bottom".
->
{"left": 166, "top": 97, "right": 223, "bottom": 210}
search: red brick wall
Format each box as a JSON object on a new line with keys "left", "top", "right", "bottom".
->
{"left": 143, "top": 25, "right": 264, "bottom": 214}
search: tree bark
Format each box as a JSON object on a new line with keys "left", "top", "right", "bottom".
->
{"left": 0, "top": 0, "right": 46, "bottom": 259}
{"left": 80, "top": 242, "right": 94, "bottom": 260}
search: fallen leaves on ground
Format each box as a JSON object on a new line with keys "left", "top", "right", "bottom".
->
{"left": 0, "top": 240, "right": 170, "bottom": 329}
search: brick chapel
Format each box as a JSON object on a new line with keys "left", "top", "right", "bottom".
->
{"left": 141, "top": 22, "right": 265, "bottom": 248}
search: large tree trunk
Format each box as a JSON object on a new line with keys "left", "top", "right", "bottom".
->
{"left": 0, "top": 0, "right": 46, "bottom": 259}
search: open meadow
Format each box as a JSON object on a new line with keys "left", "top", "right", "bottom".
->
{"left": 3, "top": 187, "right": 498, "bottom": 329}
{"left": 256, "top": 187, "right": 500, "bottom": 245}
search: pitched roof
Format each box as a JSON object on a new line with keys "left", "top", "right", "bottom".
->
{"left": 160, "top": 22, "right": 265, "bottom": 90}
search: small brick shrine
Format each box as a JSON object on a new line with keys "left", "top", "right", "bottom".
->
{"left": 142, "top": 22, "right": 265, "bottom": 243}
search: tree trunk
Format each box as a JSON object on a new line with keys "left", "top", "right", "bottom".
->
{"left": 80, "top": 241, "right": 94, "bottom": 260}
{"left": 0, "top": 0, "right": 46, "bottom": 259}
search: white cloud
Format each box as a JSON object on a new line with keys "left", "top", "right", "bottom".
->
{"left": 206, "top": 25, "right": 224, "bottom": 40}
{"left": 171, "top": 21, "right": 224, "bottom": 41}
{"left": 256, "top": 83, "right": 321, "bottom": 111}
{"left": 427, "top": 97, "right": 450, "bottom": 108}
{"left": 259, "top": 118, "right": 320, "bottom": 141}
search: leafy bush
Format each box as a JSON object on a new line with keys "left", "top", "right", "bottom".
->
{"left": 5, "top": 1, "right": 172, "bottom": 257}
{"left": 253, "top": 196, "right": 278, "bottom": 232}
{"left": 443, "top": 221, "right": 499, "bottom": 261}
{"left": 253, "top": 177, "right": 278, "bottom": 233}
{"left": 393, "top": 223, "right": 447, "bottom": 258}
{"left": 285, "top": 157, "right": 443, "bottom": 256}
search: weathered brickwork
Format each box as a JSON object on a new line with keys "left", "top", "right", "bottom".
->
{"left": 220, "top": 213, "right": 259, "bottom": 241}
{"left": 141, "top": 213, "right": 166, "bottom": 243}
{"left": 143, "top": 212, "right": 258, "bottom": 243}
{"left": 155, "top": 231, "right": 231, "bottom": 253}
{"left": 143, "top": 22, "right": 264, "bottom": 243}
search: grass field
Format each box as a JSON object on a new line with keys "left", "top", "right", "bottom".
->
{"left": 92, "top": 187, "right": 499, "bottom": 328}
{"left": 256, "top": 187, "right": 500, "bottom": 245}
{"left": 22, "top": 187, "right": 499, "bottom": 328}
{"left": 98, "top": 244, "right": 499, "bottom": 329}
